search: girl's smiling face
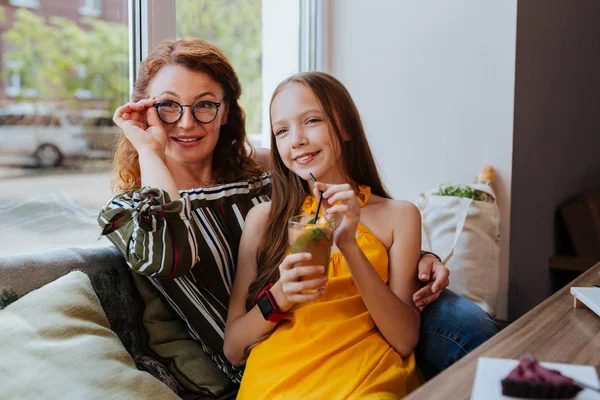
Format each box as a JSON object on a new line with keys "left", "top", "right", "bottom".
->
{"left": 270, "top": 82, "right": 346, "bottom": 184}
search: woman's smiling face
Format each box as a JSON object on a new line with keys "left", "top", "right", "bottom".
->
{"left": 148, "top": 65, "right": 228, "bottom": 166}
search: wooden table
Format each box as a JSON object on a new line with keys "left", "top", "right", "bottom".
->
{"left": 406, "top": 262, "right": 600, "bottom": 400}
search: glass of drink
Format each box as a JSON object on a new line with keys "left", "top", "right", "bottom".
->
{"left": 288, "top": 214, "right": 335, "bottom": 293}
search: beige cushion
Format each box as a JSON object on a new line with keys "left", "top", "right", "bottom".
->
{"left": 0, "top": 271, "right": 179, "bottom": 400}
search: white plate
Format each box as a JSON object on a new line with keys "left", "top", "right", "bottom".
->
{"left": 471, "top": 357, "right": 600, "bottom": 400}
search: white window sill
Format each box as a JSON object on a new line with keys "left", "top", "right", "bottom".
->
{"left": 78, "top": 6, "right": 102, "bottom": 18}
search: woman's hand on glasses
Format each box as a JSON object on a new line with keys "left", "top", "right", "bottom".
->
{"left": 113, "top": 97, "right": 168, "bottom": 158}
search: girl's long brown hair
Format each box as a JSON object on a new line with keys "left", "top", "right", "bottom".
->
{"left": 246, "top": 72, "right": 391, "bottom": 310}
{"left": 111, "top": 38, "right": 262, "bottom": 192}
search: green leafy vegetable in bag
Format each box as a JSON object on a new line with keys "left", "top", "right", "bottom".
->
{"left": 433, "top": 185, "right": 487, "bottom": 202}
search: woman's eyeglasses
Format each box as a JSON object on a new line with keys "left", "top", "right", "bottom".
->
{"left": 153, "top": 99, "right": 225, "bottom": 124}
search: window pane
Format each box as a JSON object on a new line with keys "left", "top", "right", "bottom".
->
{"left": 175, "top": 0, "right": 300, "bottom": 148}
{"left": 0, "top": 2, "right": 129, "bottom": 256}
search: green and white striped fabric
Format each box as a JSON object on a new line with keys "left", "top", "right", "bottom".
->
{"left": 98, "top": 172, "right": 271, "bottom": 384}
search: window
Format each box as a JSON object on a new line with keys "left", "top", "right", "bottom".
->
{"left": 4, "top": 60, "right": 38, "bottom": 98}
{"left": 73, "top": 63, "right": 106, "bottom": 99}
{"left": 0, "top": 0, "right": 320, "bottom": 256}
{"left": 136, "top": 0, "right": 305, "bottom": 148}
{"left": 75, "top": 64, "right": 93, "bottom": 99}
{"left": 176, "top": 0, "right": 275, "bottom": 147}
{"left": 0, "top": 0, "right": 129, "bottom": 257}
{"left": 79, "top": 0, "right": 102, "bottom": 17}
{"left": 5, "top": 60, "right": 22, "bottom": 97}
{"left": 9, "top": 0, "right": 40, "bottom": 9}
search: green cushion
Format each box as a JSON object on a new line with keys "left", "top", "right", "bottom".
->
{"left": 0, "top": 271, "right": 180, "bottom": 400}
{"left": 132, "top": 273, "right": 234, "bottom": 397}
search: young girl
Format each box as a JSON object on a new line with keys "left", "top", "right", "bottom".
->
{"left": 223, "top": 72, "right": 423, "bottom": 399}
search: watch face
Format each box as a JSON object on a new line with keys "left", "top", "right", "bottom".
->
{"left": 257, "top": 293, "right": 274, "bottom": 319}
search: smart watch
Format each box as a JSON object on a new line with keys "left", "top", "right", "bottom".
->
{"left": 257, "top": 283, "right": 288, "bottom": 323}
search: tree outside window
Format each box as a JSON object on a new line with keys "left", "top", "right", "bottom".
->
{"left": 176, "top": 0, "right": 262, "bottom": 135}
{"left": 2, "top": 8, "right": 128, "bottom": 114}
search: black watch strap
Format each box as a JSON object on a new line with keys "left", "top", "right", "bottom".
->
{"left": 420, "top": 250, "right": 441, "bottom": 262}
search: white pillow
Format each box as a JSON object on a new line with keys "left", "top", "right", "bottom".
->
{"left": 0, "top": 271, "right": 179, "bottom": 400}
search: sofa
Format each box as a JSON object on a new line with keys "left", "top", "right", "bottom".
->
{"left": 0, "top": 245, "right": 238, "bottom": 400}
{"left": 0, "top": 243, "right": 498, "bottom": 399}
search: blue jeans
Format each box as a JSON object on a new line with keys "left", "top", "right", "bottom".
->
{"left": 415, "top": 289, "right": 500, "bottom": 380}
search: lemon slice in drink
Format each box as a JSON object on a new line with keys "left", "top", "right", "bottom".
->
{"left": 291, "top": 227, "right": 333, "bottom": 269}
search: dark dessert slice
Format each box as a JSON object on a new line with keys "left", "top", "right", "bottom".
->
{"left": 501, "top": 356, "right": 583, "bottom": 399}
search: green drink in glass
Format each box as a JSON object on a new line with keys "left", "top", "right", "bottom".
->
{"left": 288, "top": 214, "right": 335, "bottom": 293}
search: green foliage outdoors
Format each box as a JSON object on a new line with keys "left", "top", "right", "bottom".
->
{"left": 2, "top": 8, "right": 128, "bottom": 112}
{"left": 177, "top": 0, "right": 262, "bottom": 135}
{"left": 2, "top": 1, "right": 263, "bottom": 133}
{"left": 433, "top": 184, "right": 487, "bottom": 201}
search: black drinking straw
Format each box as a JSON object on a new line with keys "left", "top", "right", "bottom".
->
{"left": 308, "top": 173, "right": 323, "bottom": 224}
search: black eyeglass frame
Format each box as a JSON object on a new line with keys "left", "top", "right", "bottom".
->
{"left": 153, "top": 99, "right": 226, "bottom": 124}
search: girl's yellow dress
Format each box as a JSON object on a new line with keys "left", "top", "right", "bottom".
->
{"left": 238, "top": 186, "right": 421, "bottom": 399}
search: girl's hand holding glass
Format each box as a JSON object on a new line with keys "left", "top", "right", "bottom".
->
{"left": 272, "top": 252, "right": 328, "bottom": 311}
{"left": 113, "top": 97, "right": 168, "bottom": 158}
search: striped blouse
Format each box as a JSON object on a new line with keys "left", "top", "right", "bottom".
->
{"left": 98, "top": 172, "right": 272, "bottom": 383}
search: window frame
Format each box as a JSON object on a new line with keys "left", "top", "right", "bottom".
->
{"left": 130, "top": 0, "right": 321, "bottom": 88}
{"left": 299, "top": 0, "right": 318, "bottom": 72}
{"left": 129, "top": 0, "right": 176, "bottom": 92}
{"left": 130, "top": 0, "right": 322, "bottom": 147}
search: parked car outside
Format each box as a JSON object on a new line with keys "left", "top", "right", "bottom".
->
{"left": 82, "top": 116, "right": 121, "bottom": 158}
{"left": 0, "top": 105, "right": 89, "bottom": 168}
